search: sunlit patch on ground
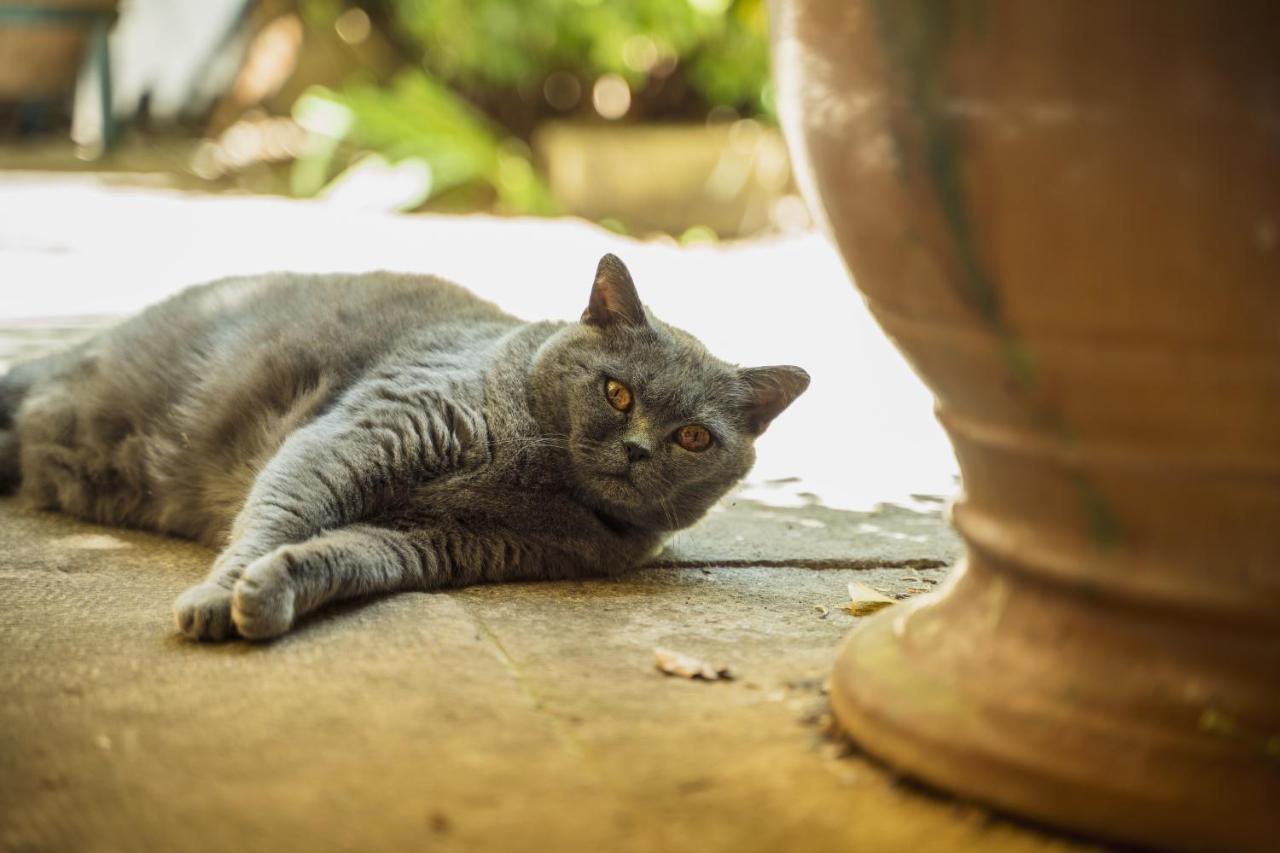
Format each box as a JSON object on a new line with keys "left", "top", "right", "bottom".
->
{"left": 52, "top": 534, "right": 133, "bottom": 551}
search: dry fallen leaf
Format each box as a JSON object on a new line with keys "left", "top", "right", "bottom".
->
{"left": 846, "top": 582, "right": 897, "bottom": 616}
{"left": 654, "top": 647, "right": 733, "bottom": 681}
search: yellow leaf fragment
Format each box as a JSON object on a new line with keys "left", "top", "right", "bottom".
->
{"left": 847, "top": 582, "right": 896, "bottom": 616}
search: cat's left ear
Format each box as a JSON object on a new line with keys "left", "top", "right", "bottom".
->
{"left": 582, "top": 254, "right": 647, "bottom": 328}
{"left": 739, "top": 366, "right": 811, "bottom": 436}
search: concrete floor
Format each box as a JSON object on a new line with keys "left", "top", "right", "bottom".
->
{"left": 1, "top": 495, "right": 1101, "bottom": 853}
{"left": 0, "top": 171, "right": 1096, "bottom": 852}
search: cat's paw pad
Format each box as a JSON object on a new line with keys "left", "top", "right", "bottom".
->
{"left": 174, "top": 582, "right": 235, "bottom": 641}
{"left": 231, "top": 552, "right": 296, "bottom": 640}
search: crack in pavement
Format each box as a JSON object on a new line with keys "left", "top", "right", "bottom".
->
{"left": 648, "top": 557, "right": 950, "bottom": 571}
{"left": 461, "top": 600, "right": 597, "bottom": 770}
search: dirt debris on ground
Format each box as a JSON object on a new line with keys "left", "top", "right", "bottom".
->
{"left": 654, "top": 647, "right": 734, "bottom": 681}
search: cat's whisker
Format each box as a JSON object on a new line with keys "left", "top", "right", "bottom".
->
{"left": 487, "top": 434, "right": 572, "bottom": 457}
{"left": 659, "top": 497, "right": 678, "bottom": 534}
{"left": 489, "top": 433, "right": 569, "bottom": 445}
{"left": 649, "top": 477, "right": 681, "bottom": 535}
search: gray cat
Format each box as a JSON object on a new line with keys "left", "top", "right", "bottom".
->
{"left": 0, "top": 255, "right": 808, "bottom": 641}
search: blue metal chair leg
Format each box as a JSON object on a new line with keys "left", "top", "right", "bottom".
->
{"left": 91, "top": 16, "right": 116, "bottom": 152}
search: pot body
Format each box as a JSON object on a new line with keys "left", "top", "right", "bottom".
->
{"left": 771, "top": 1, "right": 1280, "bottom": 848}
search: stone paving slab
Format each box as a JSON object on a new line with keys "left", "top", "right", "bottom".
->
{"left": 0, "top": 500, "right": 1087, "bottom": 853}
{"left": 661, "top": 491, "right": 959, "bottom": 569}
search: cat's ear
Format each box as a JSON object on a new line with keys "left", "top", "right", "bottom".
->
{"left": 739, "top": 366, "right": 810, "bottom": 435}
{"left": 582, "top": 254, "right": 647, "bottom": 328}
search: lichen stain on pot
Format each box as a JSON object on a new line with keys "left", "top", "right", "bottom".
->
{"left": 867, "top": 0, "right": 1121, "bottom": 544}
{"left": 1197, "top": 707, "right": 1280, "bottom": 763}
{"left": 869, "top": 0, "right": 1002, "bottom": 326}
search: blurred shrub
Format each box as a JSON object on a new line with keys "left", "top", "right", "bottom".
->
{"left": 291, "top": 0, "right": 771, "bottom": 214}
{"left": 387, "top": 0, "right": 771, "bottom": 116}
{"left": 292, "top": 71, "right": 555, "bottom": 213}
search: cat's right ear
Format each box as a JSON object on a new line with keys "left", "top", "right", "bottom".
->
{"left": 582, "top": 254, "right": 647, "bottom": 328}
{"left": 739, "top": 365, "right": 811, "bottom": 436}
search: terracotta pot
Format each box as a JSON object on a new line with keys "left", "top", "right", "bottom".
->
{"left": 770, "top": 1, "right": 1280, "bottom": 849}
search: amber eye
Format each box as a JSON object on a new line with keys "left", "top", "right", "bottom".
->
{"left": 605, "top": 378, "right": 633, "bottom": 412}
{"left": 675, "top": 424, "right": 712, "bottom": 453}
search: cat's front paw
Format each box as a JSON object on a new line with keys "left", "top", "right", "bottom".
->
{"left": 174, "top": 582, "right": 235, "bottom": 641}
{"left": 231, "top": 551, "right": 297, "bottom": 640}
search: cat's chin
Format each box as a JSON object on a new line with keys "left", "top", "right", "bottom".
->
{"left": 578, "top": 475, "right": 673, "bottom": 533}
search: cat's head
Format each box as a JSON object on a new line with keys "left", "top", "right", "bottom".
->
{"left": 530, "top": 254, "right": 809, "bottom": 532}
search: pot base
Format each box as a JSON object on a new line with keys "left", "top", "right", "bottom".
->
{"left": 831, "top": 558, "right": 1278, "bottom": 851}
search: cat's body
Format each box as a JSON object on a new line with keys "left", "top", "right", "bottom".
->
{"left": 0, "top": 255, "right": 807, "bottom": 641}
{"left": 4, "top": 271, "right": 525, "bottom": 545}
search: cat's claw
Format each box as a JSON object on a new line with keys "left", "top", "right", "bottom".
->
{"left": 174, "top": 582, "right": 235, "bottom": 641}
{"left": 231, "top": 552, "right": 296, "bottom": 640}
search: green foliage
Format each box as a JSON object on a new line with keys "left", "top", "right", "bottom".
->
{"left": 386, "top": 0, "right": 771, "bottom": 114}
{"left": 684, "top": 0, "right": 772, "bottom": 111}
{"left": 290, "top": 0, "right": 772, "bottom": 213}
{"left": 292, "top": 72, "right": 555, "bottom": 214}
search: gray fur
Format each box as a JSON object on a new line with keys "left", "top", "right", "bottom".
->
{"left": 0, "top": 255, "right": 809, "bottom": 641}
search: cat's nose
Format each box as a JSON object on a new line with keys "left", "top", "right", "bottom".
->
{"left": 624, "top": 440, "right": 651, "bottom": 463}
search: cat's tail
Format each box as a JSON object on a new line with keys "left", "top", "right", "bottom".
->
{"left": 0, "top": 361, "right": 39, "bottom": 494}
{"left": 0, "top": 368, "right": 26, "bottom": 429}
{"left": 2, "top": 347, "right": 85, "bottom": 493}
{"left": 0, "top": 431, "right": 15, "bottom": 494}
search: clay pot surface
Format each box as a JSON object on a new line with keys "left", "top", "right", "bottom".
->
{"left": 770, "top": 1, "right": 1280, "bottom": 849}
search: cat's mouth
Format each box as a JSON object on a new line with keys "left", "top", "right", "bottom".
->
{"left": 598, "top": 470, "right": 640, "bottom": 492}
{"left": 586, "top": 468, "right": 649, "bottom": 509}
